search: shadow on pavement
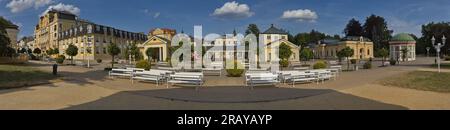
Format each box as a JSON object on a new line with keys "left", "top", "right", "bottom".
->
{"left": 65, "top": 87, "right": 408, "bottom": 110}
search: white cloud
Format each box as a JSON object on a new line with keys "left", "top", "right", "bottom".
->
{"left": 153, "top": 12, "right": 160, "bottom": 18}
{"left": 281, "top": 9, "right": 318, "bottom": 22}
{"left": 6, "top": 0, "right": 53, "bottom": 13}
{"left": 212, "top": 1, "right": 254, "bottom": 19}
{"left": 143, "top": 9, "right": 160, "bottom": 19}
{"left": 41, "top": 3, "right": 80, "bottom": 16}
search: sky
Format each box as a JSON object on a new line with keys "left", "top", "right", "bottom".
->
{"left": 1, "top": 0, "right": 450, "bottom": 39}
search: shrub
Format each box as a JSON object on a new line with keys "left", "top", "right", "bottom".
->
{"left": 279, "top": 59, "right": 289, "bottom": 67}
{"left": 313, "top": 61, "right": 327, "bottom": 69}
{"left": 55, "top": 55, "right": 66, "bottom": 64}
{"left": 363, "top": 62, "right": 372, "bottom": 69}
{"left": 136, "top": 60, "right": 151, "bottom": 70}
{"left": 226, "top": 69, "right": 245, "bottom": 77}
{"left": 390, "top": 59, "right": 397, "bottom": 66}
{"left": 96, "top": 59, "right": 102, "bottom": 63}
{"left": 350, "top": 59, "right": 358, "bottom": 64}
{"left": 226, "top": 61, "right": 244, "bottom": 77}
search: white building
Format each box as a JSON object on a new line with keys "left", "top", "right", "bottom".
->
{"left": 389, "top": 33, "right": 416, "bottom": 61}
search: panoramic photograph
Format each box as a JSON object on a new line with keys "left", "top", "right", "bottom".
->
{"left": 0, "top": 0, "right": 449, "bottom": 111}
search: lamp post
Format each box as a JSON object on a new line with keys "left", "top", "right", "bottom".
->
{"left": 128, "top": 45, "right": 132, "bottom": 65}
{"left": 432, "top": 35, "right": 446, "bottom": 73}
{"left": 426, "top": 47, "right": 431, "bottom": 57}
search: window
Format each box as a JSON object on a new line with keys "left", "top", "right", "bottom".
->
{"left": 281, "top": 36, "right": 286, "bottom": 40}
{"left": 103, "top": 48, "right": 107, "bottom": 54}
{"left": 267, "top": 36, "right": 271, "bottom": 40}
{"left": 367, "top": 49, "right": 370, "bottom": 55}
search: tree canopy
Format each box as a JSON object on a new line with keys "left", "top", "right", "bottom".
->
{"left": 344, "top": 18, "right": 364, "bottom": 37}
{"left": 363, "top": 14, "right": 393, "bottom": 52}
{"left": 418, "top": 22, "right": 450, "bottom": 55}
{"left": 279, "top": 43, "right": 293, "bottom": 60}
{"left": 65, "top": 44, "right": 78, "bottom": 64}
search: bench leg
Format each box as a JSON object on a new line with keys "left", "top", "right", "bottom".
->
{"left": 292, "top": 81, "right": 295, "bottom": 87}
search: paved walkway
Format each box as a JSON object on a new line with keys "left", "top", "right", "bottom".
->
{"left": 1, "top": 57, "right": 449, "bottom": 110}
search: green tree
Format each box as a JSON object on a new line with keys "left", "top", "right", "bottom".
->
{"left": 33, "top": 48, "right": 42, "bottom": 55}
{"left": 363, "top": 14, "right": 393, "bottom": 52}
{"left": 299, "top": 48, "right": 313, "bottom": 61}
{"left": 344, "top": 18, "right": 364, "bottom": 37}
{"left": 378, "top": 48, "right": 389, "bottom": 66}
{"left": 65, "top": 44, "right": 78, "bottom": 64}
{"left": 279, "top": 43, "right": 293, "bottom": 60}
{"left": 339, "top": 47, "right": 355, "bottom": 70}
{"left": 245, "top": 24, "right": 260, "bottom": 39}
{"left": 124, "top": 43, "right": 142, "bottom": 61}
{"left": 107, "top": 43, "right": 121, "bottom": 68}
{"left": 19, "top": 48, "right": 27, "bottom": 53}
{"left": 418, "top": 22, "right": 450, "bottom": 55}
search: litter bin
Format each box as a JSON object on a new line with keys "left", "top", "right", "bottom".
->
{"left": 53, "top": 64, "right": 58, "bottom": 75}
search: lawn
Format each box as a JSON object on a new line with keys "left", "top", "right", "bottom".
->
{"left": 431, "top": 63, "right": 450, "bottom": 69}
{"left": 380, "top": 71, "right": 450, "bottom": 93}
{"left": 0, "top": 65, "right": 57, "bottom": 89}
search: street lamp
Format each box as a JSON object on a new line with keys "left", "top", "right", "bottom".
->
{"left": 432, "top": 35, "right": 446, "bottom": 73}
{"left": 426, "top": 47, "right": 431, "bottom": 57}
{"left": 128, "top": 45, "right": 132, "bottom": 65}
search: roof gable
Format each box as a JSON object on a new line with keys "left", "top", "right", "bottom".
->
{"left": 261, "top": 24, "right": 288, "bottom": 34}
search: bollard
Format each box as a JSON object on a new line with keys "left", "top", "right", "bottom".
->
{"left": 53, "top": 64, "right": 58, "bottom": 75}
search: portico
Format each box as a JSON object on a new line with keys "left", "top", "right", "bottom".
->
{"left": 140, "top": 36, "right": 169, "bottom": 62}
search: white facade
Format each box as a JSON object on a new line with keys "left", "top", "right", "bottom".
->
{"left": 389, "top": 43, "right": 416, "bottom": 61}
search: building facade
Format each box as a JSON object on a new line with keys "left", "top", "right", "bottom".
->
{"left": 389, "top": 33, "right": 416, "bottom": 61}
{"left": 260, "top": 24, "right": 300, "bottom": 62}
{"left": 311, "top": 36, "right": 374, "bottom": 60}
{"left": 139, "top": 28, "right": 176, "bottom": 62}
{"left": 57, "top": 23, "right": 147, "bottom": 61}
{"left": 34, "top": 10, "right": 80, "bottom": 51}
{"left": 18, "top": 36, "right": 35, "bottom": 50}
{"left": 5, "top": 26, "right": 19, "bottom": 49}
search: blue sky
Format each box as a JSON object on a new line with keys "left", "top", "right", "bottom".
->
{"left": 1, "top": 0, "right": 450, "bottom": 39}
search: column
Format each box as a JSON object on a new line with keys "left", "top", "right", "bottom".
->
{"left": 159, "top": 47, "right": 162, "bottom": 62}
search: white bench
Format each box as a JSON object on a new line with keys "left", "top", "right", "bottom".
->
{"left": 167, "top": 72, "right": 204, "bottom": 90}
{"left": 245, "top": 73, "right": 279, "bottom": 89}
{"left": 126, "top": 68, "right": 145, "bottom": 72}
{"left": 132, "top": 71, "right": 164, "bottom": 86}
{"left": 308, "top": 70, "right": 335, "bottom": 83}
{"left": 109, "top": 69, "right": 134, "bottom": 80}
{"left": 330, "top": 65, "right": 342, "bottom": 72}
{"left": 290, "top": 72, "right": 319, "bottom": 87}
{"left": 290, "top": 61, "right": 302, "bottom": 67}
{"left": 294, "top": 67, "right": 310, "bottom": 71}
{"left": 277, "top": 71, "right": 301, "bottom": 84}
{"left": 329, "top": 61, "right": 339, "bottom": 65}
{"left": 158, "top": 67, "right": 178, "bottom": 71}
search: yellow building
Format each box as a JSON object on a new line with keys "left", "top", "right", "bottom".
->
{"left": 260, "top": 24, "right": 300, "bottom": 62}
{"left": 57, "top": 22, "right": 146, "bottom": 61}
{"left": 311, "top": 36, "right": 374, "bottom": 60}
{"left": 34, "top": 10, "right": 81, "bottom": 51}
{"left": 139, "top": 28, "right": 176, "bottom": 62}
